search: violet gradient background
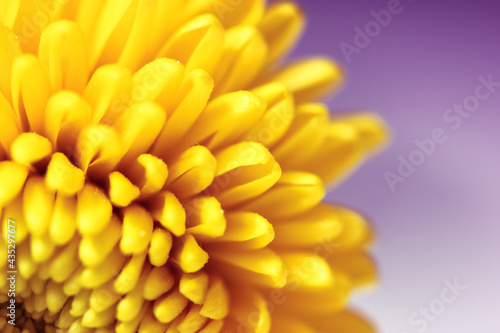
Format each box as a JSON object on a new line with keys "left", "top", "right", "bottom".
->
{"left": 288, "top": 0, "right": 500, "bottom": 332}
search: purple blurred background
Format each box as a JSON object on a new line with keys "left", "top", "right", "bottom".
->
{"left": 290, "top": 0, "right": 500, "bottom": 332}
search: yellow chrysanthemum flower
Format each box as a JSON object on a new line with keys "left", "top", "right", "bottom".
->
{"left": 0, "top": 1, "right": 387, "bottom": 332}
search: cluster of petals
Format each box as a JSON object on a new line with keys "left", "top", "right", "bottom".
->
{"left": 0, "top": 1, "right": 386, "bottom": 332}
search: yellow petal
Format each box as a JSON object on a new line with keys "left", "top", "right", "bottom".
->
{"left": 0, "top": 161, "right": 28, "bottom": 206}
{"left": 63, "top": 266, "right": 85, "bottom": 296}
{"left": 46, "top": 280, "right": 69, "bottom": 313}
{"left": 185, "top": 0, "right": 264, "bottom": 28}
{"left": 115, "top": 305, "right": 148, "bottom": 333}
{"left": 131, "top": 58, "right": 185, "bottom": 105}
{"left": 2, "top": 196, "right": 28, "bottom": 243}
{"left": 10, "top": 133, "right": 51, "bottom": 169}
{"left": 179, "top": 271, "right": 209, "bottom": 305}
{"left": 144, "top": 0, "right": 185, "bottom": 61}
{"left": 185, "top": 196, "right": 226, "bottom": 238}
{"left": 209, "top": 211, "right": 274, "bottom": 250}
{"left": 242, "top": 171, "right": 324, "bottom": 219}
{"left": 49, "top": 238, "right": 79, "bottom": 283}
{"left": 279, "top": 269, "right": 351, "bottom": 315}
{"left": 246, "top": 82, "right": 294, "bottom": 148}
{"left": 151, "top": 69, "right": 213, "bottom": 161}
{"left": 56, "top": 301, "right": 77, "bottom": 328}
{"left": 44, "top": 90, "right": 92, "bottom": 151}
{"left": 17, "top": 242, "right": 37, "bottom": 279}
{"left": 212, "top": 26, "right": 268, "bottom": 96}
{"left": 165, "top": 145, "right": 216, "bottom": 199}
{"left": 114, "top": 250, "right": 148, "bottom": 294}
{"left": 304, "top": 310, "right": 375, "bottom": 333}
{"left": 183, "top": 91, "right": 266, "bottom": 152}
{"left": 120, "top": 205, "right": 153, "bottom": 255}
{"left": 210, "top": 248, "right": 286, "bottom": 288}
{"left": 0, "top": 93, "right": 21, "bottom": 153}
{"left": 34, "top": 287, "right": 48, "bottom": 313}
{"left": 336, "top": 113, "right": 389, "bottom": 152}
{"left": 270, "top": 58, "right": 344, "bottom": 103}
{"left": 36, "top": 259, "right": 52, "bottom": 283}
{"left": 123, "top": 154, "right": 168, "bottom": 199}
{"left": 153, "top": 289, "right": 188, "bottom": 324}
{"left": 0, "top": 1, "right": 20, "bottom": 29}
{"left": 79, "top": 215, "right": 121, "bottom": 267}
{"left": 45, "top": 153, "right": 85, "bottom": 195}
{"left": 95, "top": 327, "right": 116, "bottom": 333}
{"left": 143, "top": 265, "right": 175, "bottom": 301}
{"left": 271, "top": 204, "right": 342, "bottom": 248}
{"left": 76, "top": 124, "right": 123, "bottom": 179}
{"left": 293, "top": 121, "right": 364, "bottom": 185}
{"left": 11, "top": 54, "right": 51, "bottom": 132}
{"left": 269, "top": 315, "right": 315, "bottom": 333}
{"left": 76, "top": 183, "right": 112, "bottom": 236}
{"left": 199, "top": 276, "right": 229, "bottom": 320}
{"left": 172, "top": 234, "right": 209, "bottom": 273}
{"left": 157, "top": 14, "right": 224, "bottom": 75}
{"left": 81, "top": 306, "right": 115, "bottom": 328}
{"left": 79, "top": 246, "right": 126, "bottom": 288}
{"left": 333, "top": 207, "right": 373, "bottom": 250}
{"left": 70, "top": 289, "right": 92, "bottom": 317}
{"left": 38, "top": 20, "right": 89, "bottom": 93}
{"left": 49, "top": 194, "right": 77, "bottom": 246}
{"left": 0, "top": 25, "right": 21, "bottom": 103}
{"left": 258, "top": 1, "right": 305, "bottom": 65}
{"left": 83, "top": 64, "right": 132, "bottom": 124}
{"left": 107, "top": 171, "right": 140, "bottom": 207}
{"left": 148, "top": 229, "right": 173, "bottom": 267}
{"left": 89, "top": 281, "right": 121, "bottom": 312}
{"left": 281, "top": 252, "right": 334, "bottom": 289}
{"left": 149, "top": 191, "right": 186, "bottom": 237}
{"left": 138, "top": 307, "right": 170, "bottom": 333}
{"left": 206, "top": 141, "right": 281, "bottom": 208}
{"left": 329, "top": 251, "right": 377, "bottom": 287}
{"left": 117, "top": 0, "right": 157, "bottom": 71}
{"left": 224, "top": 289, "right": 270, "bottom": 333}
{"left": 178, "top": 305, "right": 208, "bottom": 332}
{"left": 113, "top": 101, "right": 166, "bottom": 167}
{"left": 87, "top": 0, "right": 136, "bottom": 68}
{"left": 29, "top": 273, "right": 44, "bottom": 292}
{"left": 12, "top": 0, "right": 62, "bottom": 54}
{"left": 23, "top": 176, "right": 54, "bottom": 236}
{"left": 198, "top": 319, "right": 223, "bottom": 333}
{"left": 271, "top": 103, "right": 329, "bottom": 167}
{"left": 75, "top": 0, "right": 106, "bottom": 40}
